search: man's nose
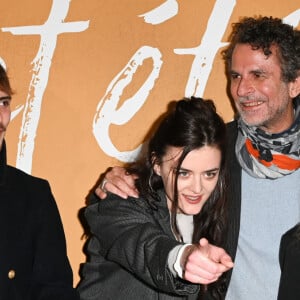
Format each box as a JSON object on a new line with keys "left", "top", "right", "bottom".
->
{"left": 237, "top": 77, "right": 255, "bottom": 97}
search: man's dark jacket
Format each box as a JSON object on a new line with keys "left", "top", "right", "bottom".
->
{"left": 203, "top": 120, "right": 241, "bottom": 299}
{"left": 277, "top": 224, "right": 300, "bottom": 299}
{"left": 0, "top": 141, "right": 79, "bottom": 300}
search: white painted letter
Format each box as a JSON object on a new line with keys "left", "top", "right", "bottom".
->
{"left": 93, "top": 46, "right": 162, "bottom": 162}
{"left": 2, "top": 0, "right": 89, "bottom": 173}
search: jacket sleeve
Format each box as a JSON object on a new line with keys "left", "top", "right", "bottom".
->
{"left": 85, "top": 194, "right": 199, "bottom": 295}
{"left": 29, "top": 178, "right": 79, "bottom": 300}
{"left": 277, "top": 224, "right": 300, "bottom": 300}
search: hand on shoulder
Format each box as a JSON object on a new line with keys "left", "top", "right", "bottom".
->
{"left": 95, "top": 166, "right": 139, "bottom": 199}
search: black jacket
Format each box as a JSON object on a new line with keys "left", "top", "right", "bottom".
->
{"left": 277, "top": 224, "right": 300, "bottom": 300}
{"left": 77, "top": 190, "right": 200, "bottom": 299}
{"left": 0, "top": 141, "right": 79, "bottom": 300}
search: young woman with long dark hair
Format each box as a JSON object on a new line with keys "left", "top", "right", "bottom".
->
{"left": 78, "top": 97, "right": 233, "bottom": 299}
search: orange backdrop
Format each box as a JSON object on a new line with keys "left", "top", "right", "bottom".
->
{"left": 1, "top": 0, "right": 299, "bottom": 285}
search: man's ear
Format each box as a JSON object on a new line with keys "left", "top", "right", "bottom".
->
{"left": 289, "top": 76, "right": 300, "bottom": 98}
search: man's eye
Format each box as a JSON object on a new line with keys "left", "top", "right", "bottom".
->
{"left": 0, "top": 100, "right": 10, "bottom": 107}
{"left": 254, "top": 73, "right": 264, "bottom": 79}
{"left": 230, "top": 73, "right": 240, "bottom": 80}
{"left": 0, "top": 97, "right": 11, "bottom": 107}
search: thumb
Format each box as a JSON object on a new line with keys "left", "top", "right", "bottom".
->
{"left": 220, "top": 254, "right": 234, "bottom": 268}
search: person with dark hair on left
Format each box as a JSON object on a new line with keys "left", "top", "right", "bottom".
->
{"left": 0, "top": 64, "right": 79, "bottom": 299}
{"left": 78, "top": 97, "right": 233, "bottom": 300}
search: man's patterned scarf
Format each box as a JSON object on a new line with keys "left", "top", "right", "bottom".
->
{"left": 235, "top": 97, "right": 300, "bottom": 179}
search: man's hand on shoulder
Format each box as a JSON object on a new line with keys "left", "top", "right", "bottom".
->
{"left": 95, "top": 166, "right": 139, "bottom": 199}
